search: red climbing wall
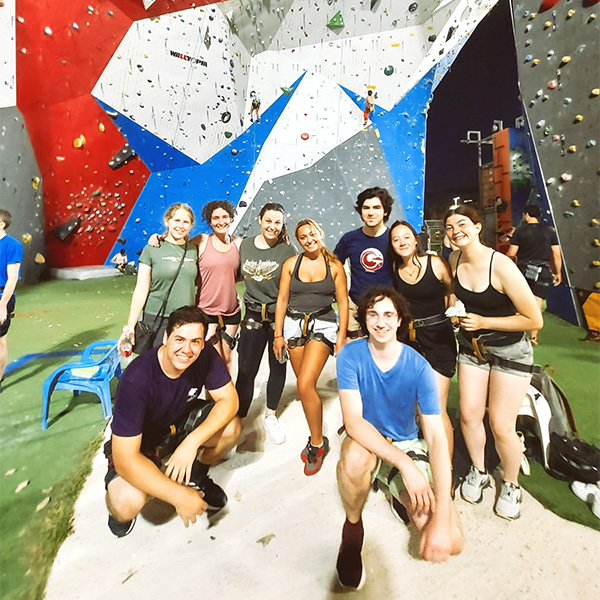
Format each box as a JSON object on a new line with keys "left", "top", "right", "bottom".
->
{"left": 15, "top": 0, "right": 207, "bottom": 267}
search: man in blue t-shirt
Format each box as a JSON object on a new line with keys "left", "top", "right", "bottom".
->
{"left": 333, "top": 187, "right": 394, "bottom": 338}
{"left": 105, "top": 306, "right": 241, "bottom": 537}
{"left": 335, "top": 287, "right": 462, "bottom": 589}
{"left": 0, "top": 210, "right": 23, "bottom": 392}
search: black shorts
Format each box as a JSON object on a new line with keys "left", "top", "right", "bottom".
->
{"left": 518, "top": 263, "right": 552, "bottom": 299}
{"left": 410, "top": 320, "right": 457, "bottom": 379}
{"left": 0, "top": 294, "right": 16, "bottom": 338}
{"left": 204, "top": 311, "right": 241, "bottom": 326}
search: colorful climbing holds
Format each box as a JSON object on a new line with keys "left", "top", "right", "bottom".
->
{"left": 301, "top": 133, "right": 309, "bottom": 140}
{"left": 384, "top": 65, "right": 394, "bottom": 76}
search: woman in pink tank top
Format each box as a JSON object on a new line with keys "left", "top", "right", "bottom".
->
{"left": 192, "top": 201, "right": 242, "bottom": 373}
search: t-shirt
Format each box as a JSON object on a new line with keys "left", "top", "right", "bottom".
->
{"left": 0, "top": 235, "right": 23, "bottom": 288}
{"left": 111, "top": 345, "right": 230, "bottom": 449}
{"left": 139, "top": 241, "right": 198, "bottom": 316}
{"left": 333, "top": 228, "right": 393, "bottom": 303}
{"left": 337, "top": 338, "right": 439, "bottom": 441}
{"left": 510, "top": 223, "right": 558, "bottom": 264}
{"left": 239, "top": 237, "right": 295, "bottom": 309}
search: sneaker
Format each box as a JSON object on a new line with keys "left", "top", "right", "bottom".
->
{"left": 460, "top": 465, "right": 491, "bottom": 504}
{"left": 188, "top": 469, "right": 228, "bottom": 511}
{"left": 302, "top": 437, "right": 330, "bottom": 476}
{"left": 336, "top": 520, "right": 366, "bottom": 590}
{"left": 571, "top": 481, "right": 600, "bottom": 519}
{"left": 264, "top": 414, "right": 286, "bottom": 444}
{"left": 389, "top": 496, "right": 410, "bottom": 524}
{"left": 108, "top": 515, "right": 136, "bottom": 538}
{"left": 494, "top": 481, "right": 522, "bottom": 520}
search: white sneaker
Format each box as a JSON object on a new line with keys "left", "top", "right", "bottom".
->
{"left": 571, "top": 481, "right": 600, "bottom": 519}
{"left": 460, "top": 465, "right": 491, "bottom": 504}
{"left": 264, "top": 414, "right": 286, "bottom": 445}
{"left": 495, "top": 481, "right": 522, "bottom": 520}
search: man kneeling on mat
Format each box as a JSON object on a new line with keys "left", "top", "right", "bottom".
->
{"left": 335, "top": 287, "right": 462, "bottom": 588}
{"left": 105, "top": 306, "right": 241, "bottom": 537}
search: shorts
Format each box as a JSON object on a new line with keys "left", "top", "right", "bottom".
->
{"left": 373, "top": 438, "right": 433, "bottom": 499}
{"left": 204, "top": 311, "right": 242, "bottom": 326}
{"left": 347, "top": 297, "right": 362, "bottom": 334}
{"left": 518, "top": 263, "right": 552, "bottom": 300}
{"left": 458, "top": 337, "right": 534, "bottom": 378}
{"left": 411, "top": 320, "right": 457, "bottom": 379}
{"left": 103, "top": 439, "right": 162, "bottom": 489}
{"left": 0, "top": 294, "right": 16, "bottom": 338}
{"left": 283, "top": 314, "right": 337, "bottom": 354}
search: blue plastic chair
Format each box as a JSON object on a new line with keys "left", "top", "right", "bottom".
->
{"left": 41, "top": 340, "right": 123, "bottom": 429}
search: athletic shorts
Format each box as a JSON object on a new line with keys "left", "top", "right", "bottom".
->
{"left": 372, "top": 438, "right": 433, "bottom": 498}
{"left": 204, "top": 311, "right": 241, "bottom": 326}
{"left": 458, "top": 337, "right": 534, "bottom": 378}
{"left": 0, "top": 294, "right": 16, "bottom": 338}
{"left": 283, "top": 314, "right": 337, "bottom": 354}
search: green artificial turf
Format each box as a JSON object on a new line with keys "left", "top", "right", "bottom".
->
{"left": 0, "top": 276, "right": 598, "bottom": 600}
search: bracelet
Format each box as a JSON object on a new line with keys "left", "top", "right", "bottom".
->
{"left": 274, "top": 335, "right": 283, "bottom": 339}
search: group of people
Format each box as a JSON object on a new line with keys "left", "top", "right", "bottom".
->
{"left": 109, "top": 188, "right": 555, "bottom": 588}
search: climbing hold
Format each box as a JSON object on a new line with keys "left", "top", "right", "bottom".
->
{"left": 428, "top": 35, "right": 436, "bottom": 42}
{"left": 384, "top": 65, "right": 394, "bottom": 76}
{"left": 525, "top": 54, "right": 533, "bottom": 62}
{"left": 530, "top": 12, "right": 537, "bottom": 19}
{"left": 588, "top": 14, "right": 596, "bottom": 23}
{"left": 564, "top": 211, "right": 574, "bottom": 218}
{"left": 552, "top": 134, "right": 560, "bottom": 141}
{"left": 567, "top": 9, "right": 575, "bottom": 18}
{"left": 109, "top": 144, "right": 136, "bottom": 170}
{"left": 542, "top": 95, "right": 549, "bottom": 102}
{"left": 73, "top": 135, "right": 86, "bottom": 148}
{"left": 548, "top": 80, "right": 557, "bottom": 89}
{"left": 52, "top": 217, "right": 81, "bottom": 241}
{"left": 327, "top": 11, "right": 344, "bottom": 30}
{"left": 221, "top": 112, "right": 231, "bottom": 123}
{"left": 568, "top": 145, "right": 577, "bottom": 153}
{"left": 574, "top": 114, "right": 584, "bottom": 122}
{"left": 532, "top": 59, "right": 540, "bottom": 66}
{"left": 408, "top": 3, "right": 418, "bottom": 12}
{"left": 34, "top": 253, "right": 45, "bottom": 265}
{"left": 591, "top": 219, "right": 599, "bottom": 226}
{"left": 560, "top": 173, "right": 572, "bottom": 182}
{"left": 31, "top": 176, "right": 40, "bottom": 190}
{"left": 301, "top": 133, "right": 309, "bottom": 141}
{"left": 546, "top": 177, "right": 556, "bottom": 185}
{"left": 536, "top": 119, "right": 546, "bottom": 128}
{"left": 544, "top": 126, "right": 552, "bottom": 136}
{"left": 543, "top": 21, "right": 552, "bottom": 29}
{"left": 231, "top": 148, "right": 238, "bottom": 156}
{"left": 591, "top": 88, "right": 600, "bottom": 97}
{"left": 586, "top": 140, "right": 597, "bottom": 148}
{"left": 22, "top": 234, "right": 32, "bottom": 244}
{"left": 572, "top": 200, "right": 580, "bottom": 207}
{"left": 281, "top": 87, "right": 294, "bottom": 96}
{"left": 98, "top": 123, "right": 105, "bottom": 133}
{"left": 44, "top": 26, "right": 52, "bottom": 35}
{"left": 560, "top": 56, "right": 571, "bottom": 64}
{"left": 91, "top": 189, "right": 102, "bottom": 197}
{"left": 592, "top": 261, "right": 600, "bottom": 267}
{"left": 239, "top": 200, "right": 247, "bottom": 208}
{"left": 563, "top": 97, "right": 572, "bottom": 105}
{"left": 593, "top": 239, "right": 600, "bottom": 247}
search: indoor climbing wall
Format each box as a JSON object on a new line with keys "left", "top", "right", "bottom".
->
{"left": 9, "top": 0, "right": 499, "bottom": 268}
{"left": 512, "top": 0, "right": 600, "bottom": 294}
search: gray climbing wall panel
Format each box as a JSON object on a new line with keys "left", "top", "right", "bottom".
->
{"left": 512, "top": 0, "right": 600, "bottom": 292}
{"left": 0, "top": 107, "right": 45, "bottom": 283}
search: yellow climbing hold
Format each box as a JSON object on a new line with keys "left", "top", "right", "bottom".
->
{"left": 31, "top": 176, "right": 40, "bottom": 189}
{"left": 532, "top": 59, "right": 540, "bottom": 65}
{"left": 22, "top": 233, "right": 32, "bottom": 244}
{"left": 529, "top": 13, "right": 536, "bottom": 19}
{"left": 568, "top": 145, "right": 577, "bottom": 153}
{"left": 34, "top": 253, "right": 46, "bottom": 265}
{"left": 593, "top": 239, "right": 600, "bottom": 247}
{"left": 567, "top": 10, "right": 575, "bottom": 18}
{"left": 73, "top": 135, "right": 86, "bottom": 148}
{"left": 592, "top": 88, "right": 599, "bottom": 96}
{"left": 592, "top": 260, "right": 600, "bottom": 267}
{"left": 561, "top": 56, "right": 571, "bottom": 63}
{"left": 575, "top": 114, "right": 584, "bottom": 122}
{"left": 572, "top": 200, "right": 580, "bottom": 207}
{"left": 591, "top": 218, "right": 600, "bottom": 226}
{"left": 544, "top": 20, "right": 552, "bottom": 28}
{"left": 98, "top": 122, "right": 106, "bottom": 132}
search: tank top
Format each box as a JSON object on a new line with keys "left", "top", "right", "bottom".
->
{"left": 454, "top": 251, "right": 521, "bottom": 341}
{"left": 197, "top": 236, "right": 241, "bottom": 316}
{"left": 288, "top": 253, "right": 336, "bottom": 321}
{"left": 392, "top": 255, "right": 446, "bottom": 319}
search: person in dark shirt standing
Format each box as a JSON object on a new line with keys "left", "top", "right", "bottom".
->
{"left": 506, "top": 204, "right": 562, "bottom": 344}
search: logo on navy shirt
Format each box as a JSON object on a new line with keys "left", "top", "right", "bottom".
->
{"left": 360, "top": 248, "right": 384, "bottom": 272}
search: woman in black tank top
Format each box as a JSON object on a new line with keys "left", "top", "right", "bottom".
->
{"left": 388, "top": 220, "right": 456, "bottom": 459}
{"left": 274, "top": 219, "right": 349, "bottom": 476}
{"left": 445, "top": 206, "right": 542, "bottom": 520}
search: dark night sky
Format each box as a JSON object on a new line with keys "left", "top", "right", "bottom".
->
{"left": 424, "top": 0, "right": 523, "bottom": 217}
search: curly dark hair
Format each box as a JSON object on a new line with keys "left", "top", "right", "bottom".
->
{"left": 355, "top": 187, "right": 394, "bottom": 223}
{"left": 355, "top": 286, "right": 411, "bottom": 340}
{"left": 201, "top": 200, "right": 236, "bottom": 224}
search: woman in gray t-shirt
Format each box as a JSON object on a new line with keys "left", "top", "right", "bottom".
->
{"left": 236, "top": 203, "right": 295, "bottom": 445}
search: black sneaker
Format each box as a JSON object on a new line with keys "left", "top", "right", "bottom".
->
{"left": 336, "top": 520, "right": 366, "bottom": 590}
{"left": 189, "top": 473, "right": 228, "bottom": 511}
{"left": 108, "top": 515, "right": 136, "bottom": 538}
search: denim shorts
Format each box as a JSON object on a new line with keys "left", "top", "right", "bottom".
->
{"left": 283, "top": 315, "right": 337, "bottom": 354}
{"left": 458, "top": 337, "right": 534, "bottom": 378}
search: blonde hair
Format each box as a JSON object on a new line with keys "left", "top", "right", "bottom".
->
{"left": 294, "top": 219, "right": 337, "bottom": 264}
{"left": 164, "top": 203, "right": 195, "bottom": 226}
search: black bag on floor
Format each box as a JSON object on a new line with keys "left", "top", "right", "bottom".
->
{"left": 548, "top": 433, "right": 600, "bottom": 484}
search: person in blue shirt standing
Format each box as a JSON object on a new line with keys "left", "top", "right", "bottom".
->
{"left": 0, "top": 210, "right": 23, "bottom": 392}
{"left": 333, "top": 187, "right": 395, "bottom": 338}
{"left": 334, "top": 286, "right": 462, "bottom": 589}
